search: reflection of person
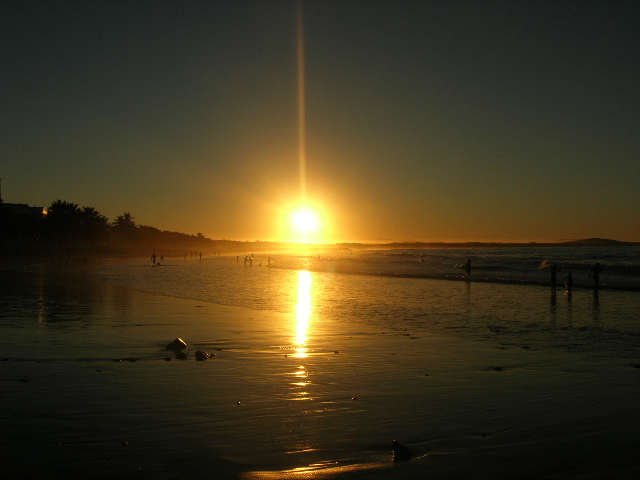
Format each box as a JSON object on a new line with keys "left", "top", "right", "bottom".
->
{"left": 550, "top": 265, "right": 558, "bottom": 293}
{"left": 151, "top": 253, "right": 156, "bottom": 265}
{"left": 564, "top": 273, "right": 573, "bottom": 293}
{"left": 465, "top": 259, "right": 471, "bottom": 276}
{"left": 589, "top": 263, "right": 602, "bottom": 289}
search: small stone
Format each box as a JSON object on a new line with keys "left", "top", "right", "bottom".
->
{"left": 176, "top": 352, "right": 188, "bottom": 360}
{"left": 195, "top": 351, "right": 210, "bottom": 361}
{"left": 121, "top": 441, "right": 129, "bottom": 447}
{"left": 163, "top": 357, "right": 171, "bottom": 362}
{"left": 392, "top": 440, "right": 412, "bottom": 461}
{"left": 166, "top": 338, "right": 188, "bottom": 351}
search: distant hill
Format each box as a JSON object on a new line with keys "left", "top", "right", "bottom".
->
{"left": 561, "top": 238, "right": 638, "bottom": 246}
{"left": 336, "top": 238, "right": 640, "bottom": 250}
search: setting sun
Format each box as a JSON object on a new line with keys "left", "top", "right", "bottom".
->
{"left": 291, "top": 208, "right": 319, "bottom": 234}
{"left": 278, "top": 201, "right": 331, "bottom": 243}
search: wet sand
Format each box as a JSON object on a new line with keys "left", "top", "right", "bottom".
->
{"left": 1, "top": 260, "right": 639, "bottom": 479}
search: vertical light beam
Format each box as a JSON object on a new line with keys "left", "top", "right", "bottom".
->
{"left": 297, "top": 1, "right": 307, "bottom": 205}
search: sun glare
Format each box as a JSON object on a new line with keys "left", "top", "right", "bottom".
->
{"left": 279, "top": 203, "right": 330, "bottom": 243}
{"left": 292, "top": 208, "right": 319, "bottom": 234}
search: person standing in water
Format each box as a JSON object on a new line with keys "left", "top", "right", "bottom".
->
{"left": 550, "top": 265, "right": 559, "bottom": 293}
{"left": 589, "top": 263, "right": 602, "bottom": 289}
{"left": 465, "top": 259, "right": 471, "bottom": 276}
{"left": 564, "top": 272, "right": 573, "bottom": 294}
{"left": 151, "top": 252, "right": 156, "bottom": 265}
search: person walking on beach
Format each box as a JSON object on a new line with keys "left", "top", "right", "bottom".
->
{"left": 564, "top": 272, "right": 573, "bottom": 294}
{"left": 151, "top": 252, "right": 156, "bottom": 265}
{"left": 465, "top": 259, "right": 471, "bottom": 276}
{"left": 589, "top": 263, "right": 602, "bottom": 289}
{"left": 551, "top": 265, "right": 557, "bottom": 292}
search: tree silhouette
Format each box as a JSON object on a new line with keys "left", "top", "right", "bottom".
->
{"left": 43, "top": 200, "right": 110, "bottom": 244}
{"left": 111, "top": 212, "right": 137, "bottom": 243}
{"left": 44, "top": 200, "right": 81, "bottom": 241}
{"left": 79, "top": 207, "right": 108, "bottom": 244}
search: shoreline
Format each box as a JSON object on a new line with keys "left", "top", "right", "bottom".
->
{"left": 1, "top": 259, "right": 639, "bottom": 479}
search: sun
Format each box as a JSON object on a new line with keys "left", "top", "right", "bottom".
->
{"left": 291, "top": 208, "right": 319, "bottom": 234}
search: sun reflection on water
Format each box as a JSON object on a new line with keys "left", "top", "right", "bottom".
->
{"left": 287, "top": 270, "right": 314, "bottom": 402}
{"left": 293, "top": 270, "right": 312, "bottom": 358}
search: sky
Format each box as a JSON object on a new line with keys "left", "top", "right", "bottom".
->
{"left": 2, "top": 0, "right": 639, "bottom": 243}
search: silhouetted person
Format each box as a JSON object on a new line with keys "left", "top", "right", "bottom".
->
{"left": 589, "top": 263, "right": 602, "bottom": 289}
{"left": 160, "top": 255, "right": 164, "bottom": 262}
{"left": 465, "top": 259, "right": 471, "bottom": 276}
{"left": 151, "top": 253, "right": 156, "bottom": 265}
{"left": 550, "top": 265, "right": 558, "bottom": 293}
{"left": 199, "top": 252, "right": 202, "bottom": 261}
{"left": 564, "top": 273, "right": 573, "bottom": 294}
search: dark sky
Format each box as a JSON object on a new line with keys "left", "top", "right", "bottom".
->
{"left": 3, "top": 1, "right": 639, "bottom": 242}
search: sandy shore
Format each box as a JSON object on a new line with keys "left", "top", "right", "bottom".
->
{"left": 1, "top": 260, "right": 639, "bottom": 479}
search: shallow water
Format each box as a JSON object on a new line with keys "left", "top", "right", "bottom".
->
{"left": 99, "top": 249, "right": 640, "bottom": 359}
{"left": 3, "top": 257, "right": 640, "bottom": 479}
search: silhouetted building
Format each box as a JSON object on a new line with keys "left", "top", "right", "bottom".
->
{"left": 1, "top": 202, "right": 46, "bottom": 220}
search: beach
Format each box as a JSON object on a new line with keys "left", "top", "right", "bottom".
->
{"left": 1, "top": 257, "right": 639, "bottom": 479}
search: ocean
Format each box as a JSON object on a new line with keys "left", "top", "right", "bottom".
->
{"left": 4, "top": 246, "right": 640, "bottom": 478}
{"left": 99, "top": 245, "right": 640, "bottom": 359}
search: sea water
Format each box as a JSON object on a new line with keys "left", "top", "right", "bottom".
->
{"left": 98, "top": 246, "right": 640, "bottom": 359}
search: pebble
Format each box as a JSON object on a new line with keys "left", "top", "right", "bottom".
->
{"left": 392, "top": 440, "right": 412, "bottom": 461}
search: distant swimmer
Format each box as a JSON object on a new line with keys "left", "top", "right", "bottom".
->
{"left": 465, "top": 259, "right": 471, "bottom": 276}
{"left": 589, "top": 263, "right": 602, "bottom": 289}
{"left": 564, "top": 273, "right": 573, "bottom": 293}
